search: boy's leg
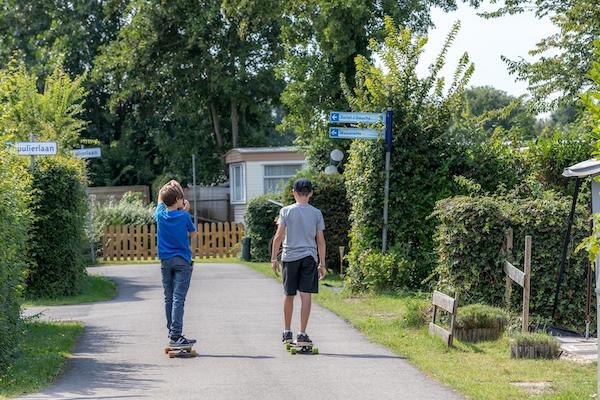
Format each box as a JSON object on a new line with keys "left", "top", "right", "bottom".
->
{"left": 283, "top": 296, "right": 294, "bottom": 331}
{"left": 161, "top": 259, "right": 175, "bottom": 336}
{"left": 299, "top": 292, "right": 312, "bottom": 333}
{"left": 169, "top": 258, "right": 193, "bottom": 338}
{"left": 298, "top": 256, "right": 319, "bottom": 334}
{"left": 282, "top": 259, "right": 301, "bottom": 332}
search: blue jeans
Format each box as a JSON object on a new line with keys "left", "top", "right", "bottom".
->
{"left": 161, "top": 256, "right": 193, "bottom": 338}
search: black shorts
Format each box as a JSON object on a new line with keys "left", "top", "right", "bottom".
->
{"left": 282, "top": 256, "right": 318, "bottom": 296}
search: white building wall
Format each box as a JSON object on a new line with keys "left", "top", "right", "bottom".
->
{"left": 231, "top": 159, "right": 307, "bottom": 223}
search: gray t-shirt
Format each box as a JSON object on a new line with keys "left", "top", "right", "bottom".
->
{"left": 278, "top": 203, "right": 325, "bottom": 263}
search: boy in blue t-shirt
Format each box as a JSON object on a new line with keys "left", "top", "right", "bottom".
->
{"left": 156, "top": 180, "right": 197, "bottom": 347}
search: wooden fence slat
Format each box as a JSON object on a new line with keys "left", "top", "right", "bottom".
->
{"left": 224, "top": 222, "right": 231, "bottom": 252}
{"left": 217, "top": 223, "right": 224, "bottom": 257}
{"left": 111, "top": 225, "right": 117, "bottom": 261}
{"left": 150, "top": 224, "right": 156, "bottom": 259}
{"left": 523, "top": 235, "right": 532, "bottom": 333}
{"left": 198, "top": 224, "right": 204, "bottom": 258}
{"left": 429, "top": 322, "right": 451, "bottom": 345}
{"left": 504, "top": 261, "right": 525, "bottom": 287}
{"left": 141, "top": 225, "right": 148, "bottom": 260}
{"left": 213, "top": 223, "right": 219, "bottom": 257}
{"left": 432, "top": 290, "right": 456, "bottom": 314}
{"left": 136, "top": 225, "right": 143, "bottom": 260}
{"left": 204, "top": 223, "right": 211, "bottom": 258}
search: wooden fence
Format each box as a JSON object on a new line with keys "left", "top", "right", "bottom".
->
{"left": 102, "top": 222, "right": 244, "bottom": 261}
{"left": 503, "top": 228, "right": 532, "bottom": 333}
{"left": 429, "top": 290, "right": 459, "bottom": 347}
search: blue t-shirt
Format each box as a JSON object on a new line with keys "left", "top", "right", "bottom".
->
{"left": 155, "top": 203, "right": 196, "bottom": 263}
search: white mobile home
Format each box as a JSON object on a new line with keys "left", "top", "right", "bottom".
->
{"left": 225, "top": 147, "right": 306, "bottom": 223}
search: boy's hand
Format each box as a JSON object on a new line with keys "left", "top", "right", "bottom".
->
{"left": 182, "top": 199, "right": 190, "bottom": 211}
{"left": 271, "top": 260, "right": 280, "bottom": 277}
{"left": 318, "top": 264, "right": 327, "bottom": 280}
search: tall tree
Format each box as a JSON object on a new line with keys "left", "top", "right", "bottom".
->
{"left": 483, "top": 0, "right": 600, "bottom": 109}
{"left": 95, "top": 0, "right": 285, "bottom": 186}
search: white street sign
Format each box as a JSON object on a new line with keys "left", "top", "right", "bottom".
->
{"left": 329, "top": 111, "right": 384, "bottom": 124}
{"left": 329, "top": 127, "right": 381, "bottom": 140}
{"left": 16, "top": 142, "right": 57, "bottom": 155}
{"left": 72, "top": 147, "right": 102, "bottom": 159}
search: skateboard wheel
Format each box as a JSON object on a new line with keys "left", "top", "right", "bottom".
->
{"left": 312, "top": 347, "right": 319, "bottom": 355}
{"left": 290, "top": 348, "right": 297, "bottom": 355}
{"left": 285, "top": 343, "right": 291, "bottom": 350}
{"left": 168, "top": 352, "right": 176, "bottom": 358}
{"left": 190, "top": 350, "right": 197, "bottom": 357}
{"left": 164, "top": 348, "right": 170, "bottom": 354}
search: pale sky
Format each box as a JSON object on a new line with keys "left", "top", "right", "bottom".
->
{"left": 416, "top": 2, "right": 558, "bottom": 98}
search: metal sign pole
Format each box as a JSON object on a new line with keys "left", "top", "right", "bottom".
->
{"left": 382, "top": 107, "right": 393, "bottom": 253}
{"left": 192, "top": 154, "right": 198, "bottom": 227}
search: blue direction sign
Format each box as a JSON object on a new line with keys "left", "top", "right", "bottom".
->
{"left": 329, "top": 127, "right": 381, "bottom": 140}
{"left": 329, "top": 111, "right": 384, "bottom": 124}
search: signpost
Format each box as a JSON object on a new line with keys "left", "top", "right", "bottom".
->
{"left": 72, "top": 146, "right": 103, "bottom": 264}
{"left": 16, "top": 141, "right": 58, "bottom": 155}
{"left": 16, "top": 136, "right": 58, "bottom": 171}
{"left": 328, "top": 108, "right": 393, "bottom": 252}
{"left": 72, "top": 147, "right": 102, "bottom": 159}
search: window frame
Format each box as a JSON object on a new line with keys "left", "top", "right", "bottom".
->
{"left": 263, "top": 162, "right": 305, "bottom": 194}
{"left": 230, "top": 163, "right": 246, "bottom": 204}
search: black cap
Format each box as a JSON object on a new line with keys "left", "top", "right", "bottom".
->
{"left": 293, "top": 178, "right": 313, "bottom": 193}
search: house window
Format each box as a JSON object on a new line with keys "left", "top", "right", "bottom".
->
{"left": 230, "top": 163, "right": 245, "bottom": 203}
{"left": 264, "top": 164, "right": 303, "bottom": 194}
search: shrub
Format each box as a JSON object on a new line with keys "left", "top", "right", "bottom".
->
{"left": 345, "top": 250, "right": 417, "bottom": 292}
{"left": 455, "top": 304, "right": 508, "bottom": 331}
{"left": 26, "top": 157, "right": 89, "bottom": 298}
{"left": 509, "top": 333, "right": 561, "bottom": 359}
{"left": 0, "top": 149, "right": 33, "bottom": 371}
{"left": 92, "top": 191, "right": 156, "bottom": 252}
{"left": 282, "top": 171, "right": 351, "bottom": 270}
{"left": 244, "top": 195, "right": 280, "bottom": 262}
{"left": 433, "top": 191, "right": 592, "bottom": 331}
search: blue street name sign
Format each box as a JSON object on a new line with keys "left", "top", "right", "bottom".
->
{"left": 329, "top": 111, "right": 384, "bottom": 124}
{"left": 329, "top": 127, "right": 381, "bottom": 140}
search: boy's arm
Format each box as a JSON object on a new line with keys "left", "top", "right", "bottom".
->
{"left": 316, "top": 230, "right": 326, "bottom": 279}
{"left": 271, "top": 222, "right": 285, "bottom": 276}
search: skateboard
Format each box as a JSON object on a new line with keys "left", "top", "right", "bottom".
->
{"left": 284, "top": 341, "right": 319, "bottom": 355}
{"left": 164, "top": 345, "right": 197, "bottom": 358}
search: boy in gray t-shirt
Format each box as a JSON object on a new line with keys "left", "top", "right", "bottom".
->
{"left": 271, "top": 178, "right": 327, "bottom": 346}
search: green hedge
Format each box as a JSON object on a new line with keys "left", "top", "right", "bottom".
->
{"left": 244, "top": 195, "right": 280, "bottom": 262}
{"left": 27, "top": 157, "right": 89, "bottom": 298}
{"left": 282, "top": 171, "right": 351, "bottom": 270}
{"left": 433, "top": 191, "right": 591, "bottom": 331}
{"left": 455, "top": 304, "right": 509, "bottom": 330}
{"left": 0, "top": 150, "right": 33, "bottom": 371}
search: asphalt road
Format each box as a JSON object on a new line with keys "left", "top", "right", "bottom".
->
{"left": 20, "top": 263, "right": 463, "bottom": 400}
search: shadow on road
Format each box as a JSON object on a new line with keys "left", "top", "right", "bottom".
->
{"left": 198, "top": 354, "right": 275, "bottom": 359}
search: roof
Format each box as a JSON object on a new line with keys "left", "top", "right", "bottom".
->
{"left": 562, "top": 159, "right": 600, "bottom": 178}
{"left": 225, "top": 147, "right": 305, "bottom": 164}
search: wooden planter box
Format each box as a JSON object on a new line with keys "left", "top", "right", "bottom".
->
{"left": 455, "top": 327, "right": 504, "bottom": 343}
{"left": 509, "top": 342, "right": 560, "bottom": 359}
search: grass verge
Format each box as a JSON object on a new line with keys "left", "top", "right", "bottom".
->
{"left": 242, "top": 260, "right": 596, "bottom": 400}
{"left": 23, "top": 275, "right": 116, "bottom": 307}
{"left": 0, "top": 321, "right": 83, "bottom": 399}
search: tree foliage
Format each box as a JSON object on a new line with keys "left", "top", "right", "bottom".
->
{"left": 343, "top": 18, "right": 475, "bottom": 288}
{"left": 483, "top": 0, "right": 600, "bottom": 108}
{"left": 278, "top": 0, "right": 479, "bottom": 171}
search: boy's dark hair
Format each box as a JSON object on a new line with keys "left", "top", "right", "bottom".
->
{"left": 160, "top": 182, "right": 184, "bottom": 206}
{"left": 293, "top": 178, "right": 313, "bottom": 195}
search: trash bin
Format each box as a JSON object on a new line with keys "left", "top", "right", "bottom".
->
{"left": 240, "top": 237, "right": 251, "bottom": 261}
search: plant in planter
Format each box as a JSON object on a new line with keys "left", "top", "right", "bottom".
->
{"left": 454, "top": 304, "right": 508, "bottom": 342}
{"left": 509, "top": 333, "right": 561, "bottom": 359}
